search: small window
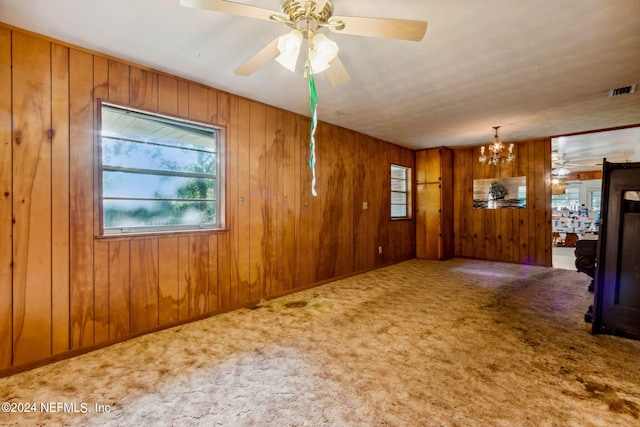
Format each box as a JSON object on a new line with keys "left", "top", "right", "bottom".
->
{"left": 100, "top": 103, "right": 223, "bottom": 235}
{"left": 590, "top": 190, "right": 601, "bottom": 210}
{"left": 391, "top": 164, "right": 411, "bottom": 218}
{"left": 552, "top": 185, "right": 580, "bottom": 212}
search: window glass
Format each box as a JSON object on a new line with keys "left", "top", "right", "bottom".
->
{"left": 552, "top": 186, "right": 580, "bottom": 212}
{"left": 391, "top": 164, "right": 411, "bottom": 218}
{"left": 101, "top": 103, "right": 221, "bottom": 234}
{"left": 590, "top": 190, "right": 601, "bottom": 210}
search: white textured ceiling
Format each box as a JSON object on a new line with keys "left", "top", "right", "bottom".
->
{"left": 1, "top": 0, "right": 639, "bottom": 162}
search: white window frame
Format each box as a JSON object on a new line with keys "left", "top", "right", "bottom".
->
{"left": 99, "top": 101, "right": 224, "bottom": 235}
{"left": 391, "top": 164, "right": 412, "bottom": 219}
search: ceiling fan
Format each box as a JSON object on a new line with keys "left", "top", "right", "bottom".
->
{"left": 180, "top": 0, "right": 428, "bottom": 86}
{"left": 552, "top": 152, "right": 594, "bottom": 174}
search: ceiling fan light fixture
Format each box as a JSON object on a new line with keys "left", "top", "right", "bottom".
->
{"left": 275, "top": 29, "right": 303, "bottom": 72}
{"left": 308, "top": 33, "right": 339, "bottom": 73}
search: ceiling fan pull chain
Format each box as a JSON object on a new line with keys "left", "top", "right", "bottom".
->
{"left": 306, "top": 58, "right": 319, "bottom": 197}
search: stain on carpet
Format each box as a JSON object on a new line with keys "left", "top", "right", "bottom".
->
{"left": 284, "top": 300, "right": 308, "bottom": 308}
{"left": 578, "top": 377, "right": 640, "bottom": 419}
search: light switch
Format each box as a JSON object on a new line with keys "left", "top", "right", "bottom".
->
{"left": 363, "top": 202, "right": 368, "bottom": 210}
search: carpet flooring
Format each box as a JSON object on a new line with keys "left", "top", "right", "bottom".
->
{"left": 1, "top": 258, "right": 639, "bottom": 426}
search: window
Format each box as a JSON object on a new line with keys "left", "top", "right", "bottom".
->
{"left": 552, "top": 185, "right": 580, "bottom": 212}
{"left": 100, "top": 103, "right": 223, "bottom": 235}
{"left": 590, "top": 190, "right": 601, "bottom": 210}
{"left": 391, "top": 164, "right": 411, "bottom": 218}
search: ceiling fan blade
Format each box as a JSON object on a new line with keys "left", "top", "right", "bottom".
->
{"left": 325, "top": 56, "right": 351, "bottom": 87}
{"left": 566, "top": 162, "right": 596, "bottom": 168}
{"left": 235, "top": 38, "right": 280, "bottom": 76}
{"left": 180, "top": 0, "right": 281, "bottom": 21}
{"left": 329, "top": 16, "right": 427, "bottom": 41}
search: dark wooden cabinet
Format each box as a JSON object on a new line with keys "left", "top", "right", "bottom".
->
{"left": 415, "top": 147, "right": 453, "bottom": 260}
{"left": 592, "top": 161, "right": 640, "bottom": 339}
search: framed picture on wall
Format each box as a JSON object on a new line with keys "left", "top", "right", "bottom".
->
{"left": 473, "top": 176, "right": 527, "bottom": 209}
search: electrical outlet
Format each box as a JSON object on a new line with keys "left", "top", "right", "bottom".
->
{"left": 363, "top": 201, "right": 368, "bottom": 210}
{"left": 378, "top": 246, "right": 383, "bottom": 254}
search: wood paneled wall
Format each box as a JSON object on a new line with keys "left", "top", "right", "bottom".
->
{"left": 0, "top": 24, "right": 415, "bottom": 374}
{"left": 452, "top": 139, "right": 552, "bottom": 266}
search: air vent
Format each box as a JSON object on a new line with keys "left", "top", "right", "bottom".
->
{"left": 609, "top": 84, "right": 636, "bottom": 97}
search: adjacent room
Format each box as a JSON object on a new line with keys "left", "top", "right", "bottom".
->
{"left": 0, "top": 0, "right": 639, "bottom": 425}
{"left": 550, "top": 127, "right": 640, "bottom": 270}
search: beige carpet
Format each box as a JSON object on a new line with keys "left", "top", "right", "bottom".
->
{"left": 1, "top": 258, "right": 639, "bottom": 426}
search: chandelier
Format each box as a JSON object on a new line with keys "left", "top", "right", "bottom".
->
{"left": 479, "top": 126, "right": 515, "bottom": 165}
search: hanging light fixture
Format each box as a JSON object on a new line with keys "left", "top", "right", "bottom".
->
{"left": 275, "top": 29, "right": 304, "bottom": 72}
{"left": 308, "top": 33, "right": 339, "bottom": 73}
{"left": 479, "top": 126, "right": 515, "bottom": 165}
{"left": 274, "top": 30, "right": 338, "bottom": 75}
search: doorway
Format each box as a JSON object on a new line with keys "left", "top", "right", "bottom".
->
{"left": 551, "top": 178, "right": 601, "bottom": 270}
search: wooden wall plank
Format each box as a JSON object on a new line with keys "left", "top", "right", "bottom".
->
{"left": 463, "top": 150, "right": 475, "bottom": 257}
{"left": 527, "top": 141, "right": 537, "bottom": 264}
{"left": 316, "top": 122, "right": 339, "bottom": 281}
{"left": 415, "top": 150, "right": 427, "bottom": 257}
{"left": 188, "top": 235, "right": 209, "bottom": 317}
{"left": 130, "top": 239, "right": 159, "bottom": 333}
{"left": 374, "top": 140, "right": 389, "bottom": 266}
{"left": 109, "top": 241, "right": 130, "bottom": 339}
{"left": 237, "top": 98, "right": 251, "bottom": 303}
{"left": 208, "top": 89, "right": 219, "bottom": 124}
{"left": 178, "top": 236, "right": 190, "bottom": 320}
{"left": 188, "top": 83, "right": 209, "bottom": 122}
{"left": 292, "top": 116, "right": 300, "bottom": 288}
{"left": 130, "top": 66, "right": 158, "bottom": 111}
{"left": 500, "top": 144, "right": 517, "bottom": 262}
{"left": 92, "top": 56, "right": 109, "bottom": 345}
{"left": 509, "top": 144, "right": 521, "bottom": 263}
{"left": 93, "top": 240, "right": 110, "bottom": 343}
{"left": 274, "top": 109, "right": 286, "bottom": 295}
{"left": 264, "top": 107, "right": 280, "bottom": 297}
{"left": 335, "top": 127, "right": 354, "bottom": 276}
{"left": 298, "top": 117, "right": 313, "bottom": 287}
{"left": 11, "top": 32, "right": 52, "bottom": 365}
{"left": 452, "top": 149, "right": 462, "bottom": 256}
{"left": 484, "top": 203, "right": 497, "bottom": 260}
{"left": 405, "top": 148, "right": 417, "bottom": 259}
{"left": 158, "top": 75, "right": 178, "bottom": 116}
{"left": 208, "top": 235, "right": 218, "bottom": 312}
{"left": 518, "top": 143, "right": 530, "bottom": 263}
{"left": 217, "top": 91, "right": 229, "bottom": 125}
{"left": 441, "top": 148, "right": 454, "bottom": 260}
{"left": 178, "top": 81, "right": 189, "bottom": 118}
{"left": 51, "top": 43, "right": 71, "bottom": 355}
{"left": 217, "top": 93, "right": 238, "bottom": 310}
{"left": 158, "top": 237, "right": 179, "bottom": 324}
{"left": 472, "top": 151, "right": 486, "bottom": 259}
{"left": 69, "top": 48, "right": 95, "bottom": 349}
{"left": 352, "top": 133, "right": 367, "bottom": 271}
{"left": 353, "top": 133, "right": 379, "bottom": 271}
{"left": 534, "top": 139, "right": 550, "bottom": 266}
{"left": 249, "top": 101, "right": 266, "bottom": 301}
{"left": 424, "top": 184, "right": 441, "bottom": 259}
{"left": 543, "top": 141, "right": 552, "bottom": 267}
{"left": 108, "top": 60, "right": 129, "bottom": 104}
{"left": 0, "top": 27, "right": 12, "bottom": 369}
{"left": 282, "top": 111, "right": 298, "bottom": 291}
